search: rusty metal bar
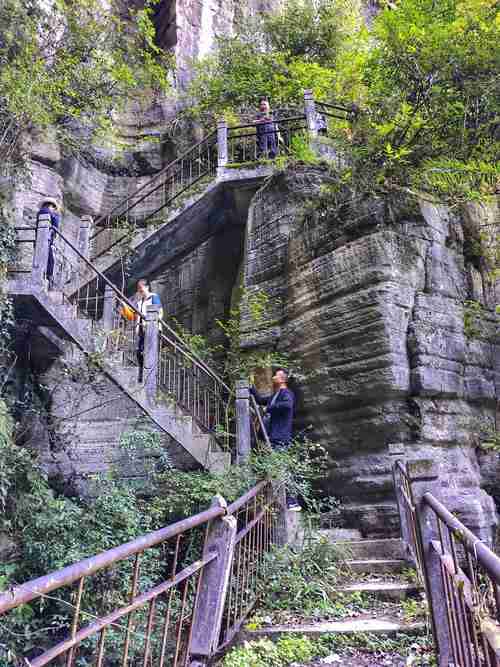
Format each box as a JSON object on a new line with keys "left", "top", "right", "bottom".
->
{"left": 0, "top": 507, "right": 224, "bottom": 614}
{"left": 423, "top": 492, "right": 500, "bottom": 586}
{"left": 28, "top": 555, "right": 216, "bottom": 667}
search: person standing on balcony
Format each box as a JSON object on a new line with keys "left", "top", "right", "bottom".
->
{"left": 135, "top": 279, "right": 163, "bottom": 383}
{"left": 37, "top": 198, "right": 60, "bottom": 289}
{"left": 255, "top": 97, "right": 278, "bottom": 159}
{"left": 250, "top": 368, "right": 301, "bottom": 511}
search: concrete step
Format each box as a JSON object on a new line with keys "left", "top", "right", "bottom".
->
{"left": 322, "top": 537, "right": 406, "bottom": 561}
{"left": 206, "top": 451, "right": 231, "bottom": 473}
{"left": 335, "top": 581, "right": 421, "bottom": 602}
{"left": 244, "top": 617, "right": 425, "bottom": 640}
{"left": 346, "top": 559, "right": 407, "bottom": 575}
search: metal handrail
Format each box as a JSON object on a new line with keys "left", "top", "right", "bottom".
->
{"left": 91, "top": 130, "right": 218, "bottom": 233}
{"left": 250, "top": 393, "right": 272, "bottom": 448}
{"left": 0, "top": 481, "right": 285, "bottom": 666}
{"left": 228, "top": 115, "right": 306, "bottom": 132}
{"left": 423, "top": 492, "right": 500, "bottom": 585}
{"left": 52, "top": 226, "right": 145, "bottom": 322}
{"left": 52, "top": 227, "right": 232, "bottom": 395}
{"left": 226, "top": 479, "right": 268, "bottom": 516}
{"left": 0, "top": 504, "right": 224, "bottom": 615}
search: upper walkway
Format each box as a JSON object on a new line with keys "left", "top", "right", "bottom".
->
{"left": 88, "top": 93, "right": 355, "bottom": 284}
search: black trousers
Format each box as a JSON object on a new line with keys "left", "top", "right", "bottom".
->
{"left": 256, "top": 124, "right": 278, "bottom": 158}
{"left": 46, "top": 239, "right": 55, "bottom": 280}
{"left": 136, "top": 326, "right": 145, "bottom": 380}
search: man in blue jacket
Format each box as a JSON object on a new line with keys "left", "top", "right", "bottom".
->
{"left": 37, "top": 198, "right": 60, "bottom": 288}
{"left": 250, "top": 368, "right": 300, "bottom": 510}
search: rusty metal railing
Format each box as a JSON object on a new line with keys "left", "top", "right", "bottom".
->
{"left": 90, "top": 131, "right": 218, "bottom": 262}
{"left": 423, "top": 494, "right": 500, "bottom": 666}
{"left": 392, "top": 460, "right": 500, "bottom": 666}
{"left": 0, "top": 482, "right": 285, "bottom": 666}
{"left": 392, "top": 461, "right": 426, "bottom": 583}
{"left": 227, "top": 115, "right": 307, "bottom": 164}
{"left": 218, "top": 481, "right": 285, "bottom": 651}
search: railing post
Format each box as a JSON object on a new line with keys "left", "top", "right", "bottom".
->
{"left": 407, "top": 460, "right": 452, "bottom": 667}
{"left": 143, "top": 304, "right": 160, "bottom": 401}
{"left": 102, "top": 284, "right": 117, "bottom": 331}
{"left": 217, "top": 119, "right": 228, "bottom": 172}
{"left": 188, "top": 495, "right": 237, "bottom": 667}
{"left": 33, "top": 213, "right": 51, "bottom": 287}
{"left": 235, "top": 380, "right": 251, "bottom": 464}
{"left": 304, "top": 89, "right": 318, "bottom": 138}
{"left": 78, "top": 215, "right": 92, "bottom": 260}
{"left": 388, "top": 443, "right": 411, "bottom": 554}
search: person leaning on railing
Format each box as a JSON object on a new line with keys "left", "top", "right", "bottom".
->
{"left": 134, "top": 278, "right": 163, "bottom": 383}
{"left": 37, "top": 197, "right": 61, "bottom": 290}
{"left": 255, "top": 97, "right": 279, "bottom": 159}
{"left": 250, "top": 368, "right": 301, "bottom": 511}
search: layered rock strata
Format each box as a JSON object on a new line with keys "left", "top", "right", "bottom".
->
{"left": 240, "top": 166, "right": 499, "bottom": 540}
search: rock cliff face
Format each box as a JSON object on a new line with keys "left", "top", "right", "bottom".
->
{"left": 240, "top": 166, "right": 499, "bottom": 541}
{"left": 4, "top": 1, "right": 499, "bottom": 541}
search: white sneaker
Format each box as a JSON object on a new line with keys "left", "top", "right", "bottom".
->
{"left": 288, "top": 503, "right": 302, "bottom": 512}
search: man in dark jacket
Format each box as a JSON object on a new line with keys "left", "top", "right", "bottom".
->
{"left": 255, "top": 97, "right": 278, "bottom": 159}
{"left": 250, "top": 368, "right": 300, "bottom": 510}
{"left": 37, "top": 198, "right": 60, "bottom": 287}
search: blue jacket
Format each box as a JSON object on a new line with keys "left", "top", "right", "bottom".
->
{"left": 251, "top": 386, "right": 295, "bottom": 443}
{"left": 37, "top": 206, "right": 60, "bottom": 240}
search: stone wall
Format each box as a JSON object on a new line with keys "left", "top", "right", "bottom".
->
{"left": 14, "top": 339, "right": 199, "bottom": 497}
{"left": 240, "top": 166, "right": 499, "bottom": 541}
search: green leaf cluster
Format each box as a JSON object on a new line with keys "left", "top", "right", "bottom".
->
{"left": 186, "top": 0, "right": 361, "bottom": 125}
{"left": 357, "top": 0, "right": 500, "bottom": 187}
{"left": 187, "top": 0, "right": 499, "bottom": 200}
{"left": 223, "top": 635, "right": 316, "bottom": 667}
{"left": 0, "top": 0, "right": 171, "bottom": 172}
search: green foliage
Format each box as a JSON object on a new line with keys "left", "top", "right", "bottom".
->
{"left": 186, "top": 0, "right": 361, "bottom": 125}
{"left": 468, "top": 416, "right": 500, "bottom": 453}
{"left": 151, "top": 438, "right": 326, "bottom": 524}
{"left": 289, "top": 133, "right": 320, "bottom": 164}
{"left": 0, "top": 0, "right": 171, "bottom": 172}
{"left": 217, "top": 287, "right": 293, "bottom": 381}
{"left": 351, "top": 0, "right": 500, "bottom": 189}
{"left": 401, "top": 597, "right": 428, "bottom": 623}
{"left": 223, "top": 635, "right": 315, "bottom": 667}
{"left": 261, "top": 0, "right": 358, "bottom": 65}
{"left": 0, "top": 198, "right": 15, "bottom": 362}
{"left": 463, "top": 299, "right": 489, "bottom": 339}
{"left": 118, "top": 428, "right": 172, "bottom": 479}
{"left": 223, "top": 631, "right": 435, "bottom": 666}
{"left": 257, "top": 536, "right": 349, "bottom": 622}
{"left": 413, "top": 159, "right": 500, "bottom": 203}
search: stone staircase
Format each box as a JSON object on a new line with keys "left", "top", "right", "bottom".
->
{"left": 8, "top": 277, "right": 230, "bottom": 473}
{"left": 244, "top": 523, "right": 428, "bottom": 653}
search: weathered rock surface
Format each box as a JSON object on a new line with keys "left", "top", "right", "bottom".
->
{"left": 17, "top": 343, "right": 199, "bottom": 496}
{"left": 240, "top": 167, "right": 499, "bottom": 540}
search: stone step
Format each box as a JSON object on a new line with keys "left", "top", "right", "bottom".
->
{"left": 346, "top": 559, "right": 407, "bottom": 575}
{"left": 322, "top": 537, "right": 406, "bottom": 561}
{"left": 335, "top": 581, "right": 421, "bottom": 602}
{"left": 244, "top": 616, "right": 425, "bottom": 640}
{"left": 206, "top": 451, "right": 232, "bottom": 473}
